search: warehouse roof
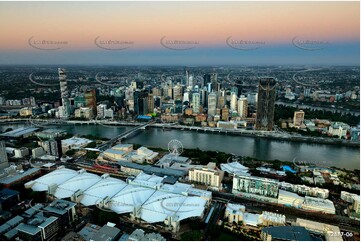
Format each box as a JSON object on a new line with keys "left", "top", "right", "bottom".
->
{"left": 0, "top": 127, "right": 39, "bottom": 138}
{"left": 262, "top": 226, "right": 315, "bottom": 241}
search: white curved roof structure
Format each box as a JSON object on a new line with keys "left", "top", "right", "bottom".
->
{"left": 26, "top": 168, "right": 78, "bottom": 192}
{"left": 140, "top": 191, "right": 184, "bottom": 223}
{"left": 110, "top": 185, "right": 155, "bottom": 214}
{"left": 54, "top": 171, "right": 101, "bottom": 199}
{"left": 26, "top": 169, "right": 211, "bottom": 226}
{"left": 80, "top": 176, "right": 127, "bottom": 206}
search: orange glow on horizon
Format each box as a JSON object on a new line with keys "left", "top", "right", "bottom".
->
{"left": 0, "top": 1, "right": 359, "bottom": 51}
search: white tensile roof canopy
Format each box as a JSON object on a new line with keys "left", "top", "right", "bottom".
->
{"left": 25, "top": 167, "right": 210, "bottom": 224}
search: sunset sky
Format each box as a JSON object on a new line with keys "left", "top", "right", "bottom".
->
{"left": 0, "top": 1, "right": 359, "bottom": 65}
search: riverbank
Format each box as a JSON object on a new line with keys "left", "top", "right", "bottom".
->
{"left": 149, "top": 124, "right": 360, "bottom": 148}
{"left": 1, "top": 119, "right": 359, "bottom": 148}
{"left": 1, "top": 120, "right": 359, "bottom": 170}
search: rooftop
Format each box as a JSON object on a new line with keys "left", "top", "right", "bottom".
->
{"left": 61, "top": 137, "right": 92, "bottom": 147}
{"left": 262, "top": 226, "right": 315, "bottom": 241}
{"left": 118, "top": 160, "right": 187, "bottom": 177}
{"left": 44, "top": 199, "right": 77, "bottom": 215}
{"left": 27, "top": 169, "right": 209, "bottom": 224}
{"left": 92, "top": 225, "right": 121, "bottom": 241}
{"left": 0, "top": 168, "right": 39, "bottom": 185}
{"left": 0, "top": 127, "right": 39, "bottom": 138}
{"left": 0, "top": 188, "right": 19, "bottom": 203}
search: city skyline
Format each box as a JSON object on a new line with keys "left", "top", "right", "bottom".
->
{"left": 0, "top": 1, "right": 359, "bottom": 65}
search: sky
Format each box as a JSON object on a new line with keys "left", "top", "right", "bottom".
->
{"left": 0, "top": 1, "right": 359, "bottom": 66}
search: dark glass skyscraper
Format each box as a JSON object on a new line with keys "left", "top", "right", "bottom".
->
{"left": 255, "top": 78, "right": 277, "bottom": 131}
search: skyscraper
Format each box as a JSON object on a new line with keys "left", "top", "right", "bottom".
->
{"left": 230, "top": 92, "right": 238, "bottom": 111}
{"left": 221, "top": 106, "right": 229, "bottom": 121}
{"left": 207, "top": 92, "right": 217, "bottom": 116}
{"left": 58, "top": 68, "right": 70, "bottom": 119}
{"left": 0, "top": 141, "right": 9, "bottom": 170}
{"left": 237, "top": 95, "right": 248, "bottom": 118}
{"left": 192, "top": 93, "right": 200, "bottom": 114}
{"left": 255, "top": 78, "right": 277, "bottom": 130}
{"left": 203, "top": 74, "right": 211, "bottom": 88}
{"left": 147, "top": 94, "right": 155, "bottom": 113}
{"left": 173, "top": 84, "right": 183, "bottom": 100}
{"left": 210, "top": 73, "right": 218, "bottom": 92}
{"left": 187, "top": 75, "right": 194, "bottom": 91}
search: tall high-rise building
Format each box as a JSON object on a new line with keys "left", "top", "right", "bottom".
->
{"left": 210, "top": 73, "right": 218, "bottom": 92}
{"left": 183, "top": 92, "right": 190, "bottom": 103}
{"left": 185, "top": 69, "right": 189, "bottom": 86}
{"left": 192, "top": 93, "right": 200, "bottom": 114}
{"left": 0, "top": 141, "right": 9, "bottom": 169}
{"left": 133, "top": 91, "right": 148, "bottom": 115}
{"left": 58, "top": 68, "right": 70, "bottom": 119}
{"left": 173, "top": 84, "right": 183, "bottom": 100}
{"left": 255, "top": 78, "right": 277, "bottom": 131}
{"left": 230, "top": 92, "right": 238, "bottom": 111}
{"left": 85, "top": 89, "right": 97, "bottom": 116}
{"left": 217, "top": 96, "right": 225, "bottom": 109}
{"left": 207, "top": 92, "right": 217, "bottom": 116}
{"left": 187, "top": 75, "right": 194, "bottom": 91}
{"left": 203, "top": 74, "right": 211, "bottom": 88}
{"left": 200, "top": 88, "right": 208, "bottom": 106}
{"left": 237, "top": 95, "right": 248, "bottom": 118}
{"left": 147, "top": 94, "right": 155, "bottom": 113}
{"left": 221, "top": 106, "right": 229, "bottom": 121}
{"left": 230, "top": 86, "right": 239, "bottom": 96}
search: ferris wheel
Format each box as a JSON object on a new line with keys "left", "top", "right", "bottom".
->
{"left": 168, "top": 139, "right": 183, "bottom": 156}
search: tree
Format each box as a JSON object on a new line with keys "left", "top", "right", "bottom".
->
{"left": 66, "top": 149, "right": 76, "bottom": 156}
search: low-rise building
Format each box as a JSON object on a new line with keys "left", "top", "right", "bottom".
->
{"left": 328, "top": 122, "right": 350, "bottom": 139}
{"left": 220, "top": 161, "right": 249, "bottom": 176}
{"left": 280, "top": 182, "right": 329, "bottom": 199}
{"left": 296, "top": 218, "right": 344, "bottom": 241}
{"left": 302, "top": 196, "right": 336, "bottom": 214}
{"left": 225, "top": 203, "right": 245, "bottom": 224}
{"left": 232, "top": 174, "right": 279, "bottom": 198}
{"left": 17, "top": 214, "right": 60, "bottom": 241}
{"left": 35, "top": 129, "right": 66, "bottom": 139}
{"left": 128, "top": 229, "right": 166, "bottom": 241}
{"left": 155, "top": 154, "right": 191, "bottom": 168}
{"left": 260, "top": 211, "right": 286, "bottom": 226}
{"left": 112, "top": 144, "right": 133, "bottom": 153}
{"left": 61, "top": 137, "right": 92, "bottom": 153}
{"left": 0, "top": 188, "right": 20, "bottom": 211}
{"left": 74, "top": 107, "right": 94, "bottom": 119}
{"left": 189, "top": 162, "right": 224, "bottom": 189}
{"left": 32, "top": 147, "right": 46, "bottom": 158}
{"left": 261, "top": 226, "right": 316, "bottom": 241}
{"left": 14, "top": 147, "right": 29, "bottom": 158}
{"left": 217, "top": 121, "right": 237, "bottom": 129}
{"left": 43, "top": 199, "right": 77, "bottom": 228}
{"left": 136, "top": 146, "right": 158, "bottom": 163}
{"left": 103, "top": 149, "right": 127, "bottom": 161}
{"left": 278, "top": 190, "right": 304, "bottom": 208}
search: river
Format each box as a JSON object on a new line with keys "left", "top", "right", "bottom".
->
{"left": 1, "top": 124, "right": 359, "bottom": 170}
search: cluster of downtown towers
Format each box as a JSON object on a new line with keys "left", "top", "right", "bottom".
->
{"left": 57, "top": 68, "right": 278, "bottom": 131}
